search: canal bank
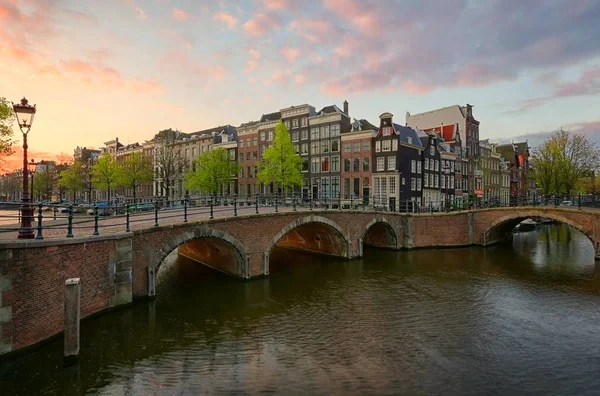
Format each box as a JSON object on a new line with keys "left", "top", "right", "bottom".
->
{"left": 1, "top": 224, "right": 599, "bottom": 395}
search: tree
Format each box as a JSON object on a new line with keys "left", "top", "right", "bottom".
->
{"left": 59, "top": 160, "right": 87, "bottom": 202}
{"left": 54, "top": 162, "right": 71, "bottom": 202}
{"left": 185, "top": 147, "right": 240, "bottom": 195}
{"left": 257, "top": 121, "right": 302, "bottom": 193}
{"left": 155, "top": 129, "right": 186, "bottom": 203}
{"left": 533, "top": 128, "right": 600, "bottom": 196}
{"left": 33, "top": 166, "right": 55, "bottom": 201}
{"left": 91, "top": 153, "right": 120, "bottom": 204}
{"left": 118, "top": 151, "right": 153, "bottom": 204}
{"left": 0, "top": 97, "right": 15, "bottom": 164}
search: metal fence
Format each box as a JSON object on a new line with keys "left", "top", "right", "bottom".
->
{"left": 0, "top": 193, "right": 594, "bottom": 240}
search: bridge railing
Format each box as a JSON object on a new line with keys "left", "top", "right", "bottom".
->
{"left": 0, "top": 192, "right": 595, "bottom": 240}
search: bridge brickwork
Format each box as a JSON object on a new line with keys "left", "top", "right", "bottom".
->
{"left": 0, "top": 207, "right": 598, "bottom": 357}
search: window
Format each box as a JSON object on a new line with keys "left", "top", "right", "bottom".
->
{"left": 321, "top": 140, "right": 330, "bottom": 153}
{"left": 331, "top": 155, "right": 340, "bottom": 172}
{"left": 435, "top": 174, "right": 439, "bottom": 188}
{"left": 321, "top": 126, "right": 330, "bottom": 139}
{"left": 192, "top": 147, "right": 196, "bottom": 156}
{"left": 407, "top": 137, "right": 412, "bottom": 145}
{"left": 425, "top": 158, "right": 429, "bottom": 170}
{"left": 294, "top": 144, "right": 299, "bottom": 155}
{"left": 331, "top": 140, "right": 340, "bottom": 152}
{"left": 353, "top": 158, "right": 360, "bottom": 172}
{"left": 321, "top": 157, "right": 330, "bottom": 172}
{"left": 417, "top": 161, "right": 422, "bottom": 174}
{"left": 321, "top": 177, "right": 329, "bottom": 198}
{"left": 344, "top": 178, "right": 350, "bottom": 197}
{"left": 311, "top": 157, "right": 320, "bottom": 172}
{"left": 268, "top": 131, "right": 273, "bottom": 141}
{"left": 253, "top": 151, "right": 257, "bottom": 160}
{"left": 417, "top": 178, "right": 421, "bottom": 191}
{"left": 389, "top": 176, "right": 396, "bottom": 196}
{"left": 246, "top": 152, "right": 251, "bottom": 160}
{"left": 382, "top": 140, "right": 391, "bottom": 151}
{"left": 344, "top": 143, "right": 351, "bottom": 153}
{"left": 411, "top": 160, "right": 416, "bottom": 173}
{"left": 375, "top": 141, "right": 381, "bottom": 152}
{"left": 353, "top": 142, "right": 360, "bottom": 153}
{"left": 330, "top": 124, "right": 340, "bottom": 137}
{"left": 331, "top": 176, "right": 340, "bottom": 198}
{"left": 253, "top": 137, "right": 258, "bottom": 146}
{"left": 435, "top": 160, "right": 439, "bottom": 171}
{"left": 239, "top": 153, "right": 243, "bottom": 161}
{"left": 430, "top": 145, "right": 435, "bottom": 155}
{"left": 311, "top": 142, "right": 320, "bottom": 155}
{"left": 311, "top": 127, "right": 319, "bottom": 140}
{"left": 363, "top": 157, "right": 369, "bottom": 171}
{"left": 424, "top": 174, "right": 429, "bottom": 187}
{"left": 247, "top": 166, "right": 252, "bottom": 178}
{"left": 353, "top": 178, "right": 360, "bottom": 197}
{"left": 302, "top": 158, "right": 309, "bottom": 172}
{"left": 301, "top": 143, "right": 309, "bottom": 155}
{"left": 301, "top": 117, "right": 308, "bottom": 127}
{"left": 377, "top": 157, "right": 385, "bottom": 171}
{"left": 387, "top": 156, "right": 395, "bottom": 170}
{"left": 411, "top": 177, "right": 416, "bottom": 191}
{"left": 260, "top": 145, "right": 266, "bottom": 157}
{"left": 292, "top": 131, "right": 299, "bottom": 141}
{"left": 362, "top": 141, "right": 370, "bottom": 152}
{"left": 392, "top": 139, "right": 398, "bottom": 151}
{"left": 382, "top": 127, "right": 391, "bottom": 136}
{"left": 344, "top": 159, "right": 350, "bottom": 172}
{"left": 292, "top": 118, "right": 299, "bottom": 128}
{"left": 441, "top": 175, "right": 446, "bottom": 188}
{"left": 301, "top": 129, "right": 308, "bottom": 140}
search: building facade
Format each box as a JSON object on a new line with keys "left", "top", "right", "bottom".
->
{"left": 340, "top": 119, "right": 376, "bottom": 202}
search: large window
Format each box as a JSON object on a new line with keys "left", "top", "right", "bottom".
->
{"left": 292, "top": 131, "right": 299, "bottom": 141}
{"left": 389, "top": 176, "right": 396, "bottom": 196}
{"left": 331, "top": 155, "right": 340, "bottom": 172}
{"left": 321, "top": 140, "right": 330, "bottom": 153}
{"left": 377, "top": 157, "right": 385, "bottom": 171}
{"left": 411, "top": 160, "right": 416, "bottom": 173}
{"left": 387, "top": 156, "right": 395, "bottom": 170}
{"left": 311, "top": 142, "right": 320, "bottom": 155}
{"left": 362, "top": 141, "right": 370, "bottom": 152}
{"left": 311, "top": 157, "right": 319, "bottom": 172}
{"left": 353, "top": 142, "right": 360, "bottom": 153}
{"left": 268, "top": 131, "right": 273, "bottom": 141}
{"left": 331, "top": 176, "right": 340, "bottom": 198}
{"left": 344, "top": 178, "right": 350, "bottom": 197}
{"left": 353, "top": 178, "right": 360, "bottom": 196}
{"left": 363, "top": 157, "right": 369, "bottom": 171}
{"left": 382, "top": 140, "right": 391, "bottom": 151}
{"left": 375, "top": 141, "right": 381, "bottom": 152}
{"left": 321, "top": 157, "right": 330, "bottom": 172}
{"left": 411, "top": 177, "right": 416, "bottom": 191}
{"left": 321, "top": 126, "right": 330, "bottom": 139}
{"left": 260, "top": 132, "right": 265, "bottom": 141}
{"left": 253, "top": 137, "right": 258, "bottom": 146}
{"left": 331, "top": 140, "right": 340, "bottom": 152}
{"left": 353, "top": 158, "right": 360, "bottom": 172}
{"left": 301, "top": 143, "right": 308, "bottom": 155}
{"left": 301, "top": 129, "right": 308, "bottom": 140}
{"left": 330, "top": 124, "right": 340, "bottom": 137}
{"left": 311, "top": 127, "right": 320, "bottom": 140}
{"left": 302, "top": 158, "right": 309, "bottom": 172}
{"left": 417, "top": 177, "right": 421, "bottom": 191}
{"left": 344, "top": 143, "right": 351, "bottom": 153}
{"left": 392, "top": 139, "right": 398, "bottom": 151}
{"left": 344, "top": 159, "right": 350, "bottom": 172}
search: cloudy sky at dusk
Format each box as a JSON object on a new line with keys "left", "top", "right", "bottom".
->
{"left": 1, "top": 0, "right": 599, "bottom": 170}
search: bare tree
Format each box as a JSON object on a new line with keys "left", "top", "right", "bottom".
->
{"left": 154, "top": 129, "right": 186, "bottom": 204}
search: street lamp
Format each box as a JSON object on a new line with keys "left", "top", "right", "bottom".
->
{"left": 28, "top": 159, "right": 36, "bottom": 203}
{"left": 443, "top": 164, "right": 451, "bottom": 211}
{"left": 12, "top": 97, "right": 37, "bottom": 239}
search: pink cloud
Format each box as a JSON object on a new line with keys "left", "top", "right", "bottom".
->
{"left": 243, "top": 13, "right": 281, "bottom": 37}
{"left": 172, "top": 8, "right": 189, "bottom": 21}
{"left": 213, "top": 12, "right": 238, "bottom": 28}
{"left": 263, "top": 0, "right": 292, "bottom": 10}
{"left": 295, "top": 74, "right": 306, "bottom": 85}
{"left": 121, "top": 0, "right": 146, "bottom": 19}
{"left": 281, "top": 47, "right": 301, "bottom": 63}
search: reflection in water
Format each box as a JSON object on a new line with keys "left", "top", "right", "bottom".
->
{"left": 1, "top": 224, "right": 599, "bottom": 395}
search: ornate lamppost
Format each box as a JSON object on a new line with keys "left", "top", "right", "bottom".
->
{"left": 29, "top": 159, "right": 36, "bottom": 203}
{"left": 12, "top": 98, "right": 37, "bottom": 239}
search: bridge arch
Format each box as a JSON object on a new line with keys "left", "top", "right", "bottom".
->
{"left": 264, "top": 215, "right": 351, "bottom": 275}
{"left": 483, "top": 210, "right": 596, "bottom": 251}
{"left": 152, "top": 226, "right": 248, "bottom": 280}
{"left": 361, "top": 217, "right": 400, "bottom": 252}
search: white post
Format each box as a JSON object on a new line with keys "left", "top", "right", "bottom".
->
{"left": 64, "top": 278, "right": 81, "bottom": 365}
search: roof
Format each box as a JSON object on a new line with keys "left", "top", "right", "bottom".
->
{"left": 423, "top": 124, "right": 457, "bottom": 142}
{"left": 393, "top": 124, "right": 423, "bottom": 147}
{"left": 317, "top": 104, "right": 345, "bottom": 115}
{"left": 238, "top": 120, "right": 260, "bottom": 128}
{"left": 259, "top": 112, "right": 281, "bottom": 122}
{"left": 190, "top": 125, "right": 233, "bottom": 137}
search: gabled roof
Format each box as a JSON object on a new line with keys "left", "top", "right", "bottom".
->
{"left": 393, "top": 124, "right": 423, "bottom": 147}
{"left": 317, "top": 104, "right": 345, "bottom": 115}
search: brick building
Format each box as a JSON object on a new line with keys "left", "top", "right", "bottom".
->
{"left": 419, "top": 130, "right": 442, "bottom": 209}
{"left": 340, "top": 118, "right": 377, "bottom": 201}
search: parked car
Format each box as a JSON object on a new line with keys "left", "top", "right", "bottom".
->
{"left": 560, "top": 200, "right": 573, "bottom": 206}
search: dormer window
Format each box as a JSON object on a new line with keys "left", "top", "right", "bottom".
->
{"left": 407, "top": 137, "right": 412, "bottom": 145}
{"left": 382, "top": 127, "right": 391, "bottom": 136}
{"left": 430, "top": 145, "right": 435, "bottom": 156}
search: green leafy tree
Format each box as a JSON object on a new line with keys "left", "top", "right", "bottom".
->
{"left": 185, "top": 147, "right": 240, "bottom": 195}
{"left": 0, "top": 97, "right": 15, "bottom": 163}
{"left": 91, "top": 153, "right": 120, "bottom": 203}
{"left": 533, "top": 128, "right": 600, "bottom": 196}
{"left": 54, "top": 162, "right": 71, "bottom": 202}
{"left": 118, "top": 151, "right": 153, "bottom": 204}
{"left": 33, "top": 166, "right": 55, "bottom": 201}
{"left": 257, "top": 121, "right": 302, "bottom": 193}
{"left": 59, "top": 160, "right": 87, "bottom": 202}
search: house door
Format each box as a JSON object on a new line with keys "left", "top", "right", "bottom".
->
{"left": 362, "top": 187, "right": 370, "bottom": 205}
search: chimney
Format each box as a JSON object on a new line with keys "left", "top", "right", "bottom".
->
{"left": 343, "top": 100, "right": 349, "bottom": 116}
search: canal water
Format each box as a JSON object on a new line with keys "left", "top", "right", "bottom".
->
{"left": 1, "top": 224, "right": 600, "bottom": 395}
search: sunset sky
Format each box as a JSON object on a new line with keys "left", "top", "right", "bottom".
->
{"left": 1, "top": 0, "right": 599, "bottom": 171}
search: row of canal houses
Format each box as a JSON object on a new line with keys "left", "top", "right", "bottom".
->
{"left": 101, "top": 101, "right": 529, "bottom": 209}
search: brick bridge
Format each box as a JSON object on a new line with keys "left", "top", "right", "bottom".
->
{"left": 0, "top": 207, "right": 598, "bottom": 357}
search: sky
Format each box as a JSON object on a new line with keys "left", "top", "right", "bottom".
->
{"left": 1, "top": 0, "right": 599, "bottom": 171}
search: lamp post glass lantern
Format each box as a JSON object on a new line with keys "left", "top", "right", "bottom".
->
{"left": 12, "top": 97, "right": 37, "bottom": 239}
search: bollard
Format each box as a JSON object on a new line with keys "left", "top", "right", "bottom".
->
{"left": 64, "top": 278, "right": 81, "bottom": 366}
{"left": 36, "top": 203, "right": 44, "bottom": 240}
{"left": 275, "top": 194, "right": 278, "bottom": 213}
{"left": 233, "top": 195, "right": 238, "bottom": 217}
{"left": 338, "top": 194, "right": 342, "bottom": 210}
{"left": 53, "top": 206, "right": 57, "bottom": 220}
{"left": 578, "top": 193, "right": 581, "bottom": 210}
{"left": 93, "top": 206, "right": 99, "bottom": 236}
{"left": 255, "top": 193, "right": 259, "bottom": 214}
{"left": 125, "top": 207, "right": 131, "bottom": 232}
{"left": 310, "top": 195, "right": 313, "bottom": 211}
{"left": 351, "top": 195, "right": 354, "bottom": 210}
{"left": 293, "top": 192, "right": 297, "bottom": 212}
{"left": 209, "top": 195, "right": 214, "bottom": 220}
{"left": 66, "top": 205, "right": 74, "bottom": 238}
{"left": 184, "top": 198, "right": 188, "bottom": 222}
{"left": 154, "top": 200, "right": 159, "bottom": 227}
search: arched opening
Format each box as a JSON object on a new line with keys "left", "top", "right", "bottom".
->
{"left": 177, "top": 237, "right": 245, "bottom": 278}
{"left": 484, "top": 214, "right": 595, "bottom": 254}
{"left": 265, "top": 216, "right": 350, "bottom": 275}
{"left": 363, "top": 221, "right": 398, "bottom": 250}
